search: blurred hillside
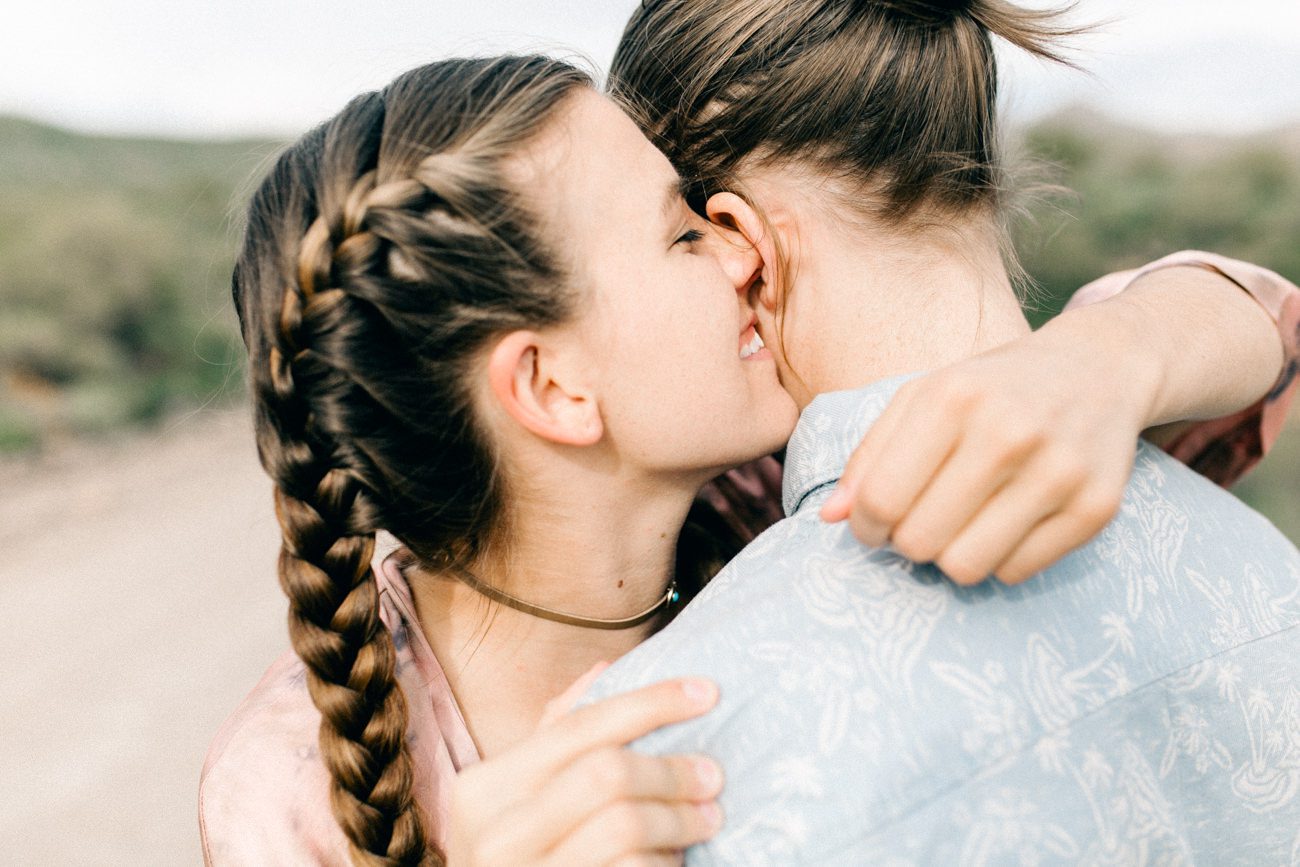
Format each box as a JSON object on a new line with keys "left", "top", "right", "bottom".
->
{"left": 0, "top": 111, "right": 1296, "bottom": 538}
{"left": 1016, "top": 108, "right": 1300, "bottom": 323}
{"left": 0, "top": 117, "right": 277, "bottom": 451}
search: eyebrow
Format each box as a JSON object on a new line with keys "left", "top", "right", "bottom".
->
{"left": 661, "top": 176, "right": 693, "bottom": 224}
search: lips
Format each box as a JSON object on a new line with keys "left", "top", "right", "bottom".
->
{"left": 738, "top": 322, "right": 764, "bottom": 358}
{"left": 738, "top": 264, "right": 768, "bottom": 360}
{"left": 740, "top": 327, "right": 766, "bottom": 359}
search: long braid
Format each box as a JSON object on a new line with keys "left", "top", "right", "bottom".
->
{"left": 233, "top": 57, "right": 590, "bottom": 863}
{"left": 266, "top": 158, "right": 430, "bottom": 863}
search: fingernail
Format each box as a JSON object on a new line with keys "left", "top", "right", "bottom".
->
{"left": 682, "top": 678, "right": 718, "bottom": 709}
{"left": 697, "top": 801, "right": 724, "bottom": 831}
{"left": 693, "top": 757, "right": 724, "bottom": 792}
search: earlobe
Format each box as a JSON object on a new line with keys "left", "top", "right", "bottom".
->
{"left": 486, "top": 331, "right": 603, "bottom": 447}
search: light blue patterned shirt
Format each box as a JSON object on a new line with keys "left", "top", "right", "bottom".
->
{"left": 586, "top": 374, "right": 1300, "bottom": 865}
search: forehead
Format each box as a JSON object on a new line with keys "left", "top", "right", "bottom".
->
{"left": 515, "top": 89, "right": 680, "bottom": 259}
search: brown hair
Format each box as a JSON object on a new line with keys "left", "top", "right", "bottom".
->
{"left": 611, "top": 0, "right": 1081, "bottom": 222}
{"left": 232, "top": 56, "right": 589, "bottom": 864}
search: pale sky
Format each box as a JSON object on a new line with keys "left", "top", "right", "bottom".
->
{"left": 4, "top": 0, "right": 1299, "bottom": 139}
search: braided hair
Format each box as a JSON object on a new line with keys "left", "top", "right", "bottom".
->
{"left": 232, "top": 56, "right": 590, "bottom": 864}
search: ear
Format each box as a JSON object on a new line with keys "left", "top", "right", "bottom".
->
{"left": 706, "top": 191, "right": 787, "bottom": 314}
{"left": 486, "top": 331, "right": 603, "bottom": 447}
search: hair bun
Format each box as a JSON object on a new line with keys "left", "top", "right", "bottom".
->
{"left": 875, "top": 0, "right": 977, "bottom": 25}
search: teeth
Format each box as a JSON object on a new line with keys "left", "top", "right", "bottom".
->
{"left": 740, "top": 330, "right": 765, "bottom": 360}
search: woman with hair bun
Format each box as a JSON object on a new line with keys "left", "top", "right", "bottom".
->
{"left": 578, "top": 0, "right": 1300, "bottom": 862}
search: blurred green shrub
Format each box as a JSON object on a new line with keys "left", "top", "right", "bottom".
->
{"left": 0, "top": 116, "right": 274, "bottom": 448}
{"left": 1015, "top": 110, "right": 1300, "bottom": 324}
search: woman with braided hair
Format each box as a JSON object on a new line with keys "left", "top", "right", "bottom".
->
{"left": 201, "top": 23, "right": 1298, "bottom": 867}
{"left": 204, "top": 55, "right": 793, "bottom": 866}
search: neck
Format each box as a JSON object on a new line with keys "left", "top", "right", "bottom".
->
{"left": 748, "top": 172, "right": 1032, "bottom": 409}
{"left": 408, "top": 462, "right": 695, "bottom": 758}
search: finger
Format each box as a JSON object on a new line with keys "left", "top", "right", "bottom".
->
{"left": 448, "top": 681, "right": 717, "bottom": 858}
{"left": 931, "top": 466, "right": 1074, "bottom": 586}
{"left": 821, "top": 385, "right": 917, "bottom": 523}
{"left": 543, "top": 799, "right": 723, "bottom": 866}
{"left": 992, "top": 491, "right": 1123, "bottom": 584}
{"left": 539, "top": 660, "right": 612, "bottom": 727}
{"left": 887, "top": 436, "right": 1022, "bottom": 564}
{"left": 505, "top": 751, "right": 723, "bottom": 856}
{"left": 520, "top": 679, "right": 718, "bottom": 792}
{"left": 844, "top": 409, "right": 962, "bottom": 548}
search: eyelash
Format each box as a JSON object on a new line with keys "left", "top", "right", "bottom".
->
{"left": 675, "top": 229, "right": 705, "bottom": 247}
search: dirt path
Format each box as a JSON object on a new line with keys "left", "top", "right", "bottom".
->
{"left": 0, "top": 408, "right": 286, "bottom": 865}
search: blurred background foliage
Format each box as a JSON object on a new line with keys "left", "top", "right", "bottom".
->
{"left": 0, "top": 110, "right": 1296, "bottom": 539}
{"left": 0, "top": 116, "right": 272, "bottom": 451}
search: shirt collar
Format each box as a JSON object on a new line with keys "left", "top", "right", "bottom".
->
{"left": 781, "top": 372, "right": 926, "bottom": 516}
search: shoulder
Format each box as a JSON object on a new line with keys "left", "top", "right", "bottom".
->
{"left": 592, "top": 508, "right": 920, "bottom": 696}
{"left": 199, "top": 650, "right": 350, "bottom": 866}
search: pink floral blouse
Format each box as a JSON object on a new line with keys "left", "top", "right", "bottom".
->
{"left": 199, "top": 252, "right": 1300, "bottom": 865}
{"left": 200, "top": 555, "right": 477, "bottom": 864}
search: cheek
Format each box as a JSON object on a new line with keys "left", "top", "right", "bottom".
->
{"left": 602, "top": 306, "right": 741, "bottom": 429}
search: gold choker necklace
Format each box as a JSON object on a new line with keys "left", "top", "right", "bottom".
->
{"left": 451, "top": 567, "right": 680, "bottom": 630}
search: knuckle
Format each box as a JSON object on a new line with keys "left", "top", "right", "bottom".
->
{"left": 587, "top": 749, "right": 634, "bottom": 798}
{"left": 849, "top": 516, "right": 889, "bottom": 548}
{"left": 990, "top": 422, "right": 1042, "bottom": 457}
{"left": 607, "top": 802, "right": 651, "bottom": 846}
{"left": 891, "top": 523, "right": 937, "bottom": 563}
{"left": 1042, "top": 449, "right": 1090, "bottom": 495}
{"left": 1074, "top": 489, "right": 1123, "bottom": 529}
{"left": 995, "top": 564, "right": 1031, "bottom": 585}
{"left": 856, "top": 487, "right": 902, "bottom": 526}
{"left": 938, "top": 554, "right": 986, "bottom": 586}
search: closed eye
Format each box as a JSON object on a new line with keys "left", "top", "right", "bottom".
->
{"left": 675, "top": 228, "right": 705, "bottom": 247}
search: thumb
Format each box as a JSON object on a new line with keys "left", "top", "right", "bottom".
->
{"left": 538, "top": 660, "right": 611, "bottom": 728}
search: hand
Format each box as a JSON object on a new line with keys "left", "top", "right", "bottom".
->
{"left": 446, "top": 664, "right": 725, "bottom": 866}
{"left": 820, "top": 322, "right": 1155, "bottom": 585}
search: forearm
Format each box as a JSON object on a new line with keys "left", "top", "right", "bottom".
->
{"left": 1046, "top": 265, "right": 1284, "bottom": 432}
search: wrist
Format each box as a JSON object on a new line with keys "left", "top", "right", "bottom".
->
{"left": 1039, "top": 293, "right": 1167, "bottom": 431}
